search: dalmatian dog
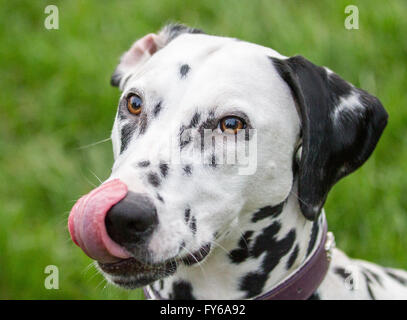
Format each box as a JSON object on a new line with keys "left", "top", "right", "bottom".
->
{"left": 68, "top": 24, "right": 407, "bottom": 299}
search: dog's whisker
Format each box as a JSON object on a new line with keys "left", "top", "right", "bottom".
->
{"left": 77, "top": 137, "right": 111, "bottom": 150}
{"left": 181, "top": 246, "right": 208, "bottom": 280}
{"left": 214, "top": 227, "right": 233, "bottom": 244}
{"left": 96, "top": 277, "right": 108, "bottom": 291}
{"left": 82, "top": 261, "right": 98, "bottom": 275}
{"left": 88, "top": 268, "right": 104, "bottom": 284}
{"left": 208, "top": 239, "right": 231, "bottom": 257}
{"left": 101, "top": 280, "right": 113, "bottom": 294}
{"left": 88, "top": 169, "right": 103, "bottom": 184}
{"left": 289, "top": 189, "right": 311, "bottom": 208}
{"left": 234, "top": 224, "right": 250, "bottom": 250}
{"left": 82, "top": 173, "right": 98, "bottom": 188}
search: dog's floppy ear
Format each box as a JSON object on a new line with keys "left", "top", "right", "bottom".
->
{"left": 111, "top": 23, "right": 204, "bottom": 89}
{"left": 271, "top": 56, "right": 388, "bottom": 220}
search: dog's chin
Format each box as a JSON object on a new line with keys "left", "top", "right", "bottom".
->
{"left": 99, "top": 258, "right": 177, "bottom": 289}
{"left": 109, "top": 275, "right": 164, "bottom": 289}
{"left": 107, "top": 271, "right": 174, "bottom": 290}
{"left": 98, "top": 243, "right": 211, "bottom": 289}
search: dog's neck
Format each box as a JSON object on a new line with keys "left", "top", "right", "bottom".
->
{"left": 147, "top": 187, "right": 326, "bottom": 299}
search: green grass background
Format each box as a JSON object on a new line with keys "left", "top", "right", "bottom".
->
{"left": 0, "top": 0, "right": 406, "bottom": 299}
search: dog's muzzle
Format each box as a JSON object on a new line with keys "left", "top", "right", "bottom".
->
{"left": 69, "top": 179, "right": 180, "bottom": 288}
{"left": 68, "top": 179, "right": 157, "bottom": 263}
{"left": 68, "top": 179, "right": 211, "bottom": 288}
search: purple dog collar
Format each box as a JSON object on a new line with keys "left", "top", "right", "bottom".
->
{"left": 143, "top": 221, "right": 334, "bottom": 300}
{"left": 255, "top": 221, "right": 333, "bottom": 300}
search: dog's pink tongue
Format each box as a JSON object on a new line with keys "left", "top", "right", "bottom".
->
{"left": 68, "top": 179, "right": 131, "bottom": 263}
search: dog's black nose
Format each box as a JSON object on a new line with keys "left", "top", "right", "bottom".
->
{"left": 105, "top": 191, "right": 158, "bottom": 248}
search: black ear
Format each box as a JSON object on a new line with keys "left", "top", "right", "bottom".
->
{"left": 271, "top": 56, "right": 388, "bottom": 220}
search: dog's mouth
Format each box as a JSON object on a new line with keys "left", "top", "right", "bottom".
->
{"left": 68, "top": 179, "right": 212, "bottom": 289}
{"left": 179, "top": 243, "right": 212, "bottom": 266}
{"left": 98, "top": 243, "right": 211, "bottom": 288}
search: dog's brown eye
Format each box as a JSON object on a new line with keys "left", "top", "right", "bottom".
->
{"left": 127, "top": 94, "right": 142, "bottom": 115}
{"left": 220, "top": 116, "right": 245, "bottom": 134}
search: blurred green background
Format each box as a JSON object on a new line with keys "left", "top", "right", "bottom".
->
{"left": 0, "top": 0, "right": 406, "bottom": 299}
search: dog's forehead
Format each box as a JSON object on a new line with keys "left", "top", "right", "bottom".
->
{"left": 165, "top": 33, "right": 283, "bottom": 57}
{"left": 125, "top": 33, "right": 289, "bottom": 115}
{"left": 152, "top": 33, "right": 286, "bottom": 77}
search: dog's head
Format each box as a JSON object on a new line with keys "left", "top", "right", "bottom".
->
{"left": 68, "top": 24, "right": 387, "bottom": 288}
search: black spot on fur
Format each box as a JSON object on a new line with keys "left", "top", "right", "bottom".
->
{"left": 178, "top": 113, "right": 202, "bottom": 150}
{"left": 190, "top": 216, "right": 197, "bottom": 234}
{"left": 150, "top": 285, "right": 165, "bottom": 299}
{"left": 334, "top": 267, "right": 350, "bottom": 280}
{"left": 180, "top": 64, "right": 190, "bottom": 78}
{"left": 183, "top": 165, "right": 192, "bottom": 176}
{"left": 180, "top": 136, "right": 192, "bottom": 149}
{"left": 250, "top": 224, "right": 296, "bottom": 260}
{"left": 385, "top": 269, "right": 407, "bottom": 286}
{"left": 199, "top": 111, "right": 217, "bottom": 132}
{"left": 362, "top": 270, "right": 376, "bottom": 300}
{"left": 159, "top": 279, "right": 164, "bottom": 290}
{"left": 286, "top": 244, "right": 299, "bottom": 270}
{"left": 189, "top": 112, "right": 200, "bottom": 128}
{"left": 362, "top": 268, "right": 383, "bottom": 287}
{"left": 308, "top": 292, "right": 321, "bottom": 300}
{"left": 244, "top": 128, "right": 251, "bottom": 141}
{"left": 240, "top": 222, "right": 296, "bottom": 298}
{"left": 184, "top": 208, "right": 191, "bottom": 223}
{"left": 159, "top": 162, "right": 169, "bottom": 177}
{"left": 138, "top": 160, "right": 150, "bottom": 167}
{"left": 163, "top": 23, "right": 204, "bottom": 44}
{"left": 197, "top": 111, "right": 217, "bottom": 153}
{"left": 238, "top": 231, "right": 253, "bottom": 248}
{"left": 156, "top": 193, "right": 164, "bottom": 203}
{"left": 209, "top": 154, "right": 216, "bottom": 167}
{"left": 334, "top": 266, "right": 355, "bottom": 291}
{"left": 153, "top": 102, "right": 162, "bottom": 117}
{"left": 251, "top": 202, "right": 285, "bottom": 223}
{"left": 306, "top": 220, "right": 319, "bottom": 257}
{"left": 118, "top": 109, "right": 127, "bottom": 121}
{"left": 171, "top": 280, "right": 196, "bottom": 300}
{"left": 239, "top": 272, "right": 266, "bottom": 298}
{"left": 139, "top": 114, "right": 148, "bottom": 135}
{"left": 148, "top": 172, "right": 161, "bottom": 187}
{"left": 120, "top": 123, "right": 135, "bottom": 153}
{"left": 229, "top": 231, "right": 254, "bottom": 264}
{"left": 179, "top": 125, "right": 192, "bottom": 149}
